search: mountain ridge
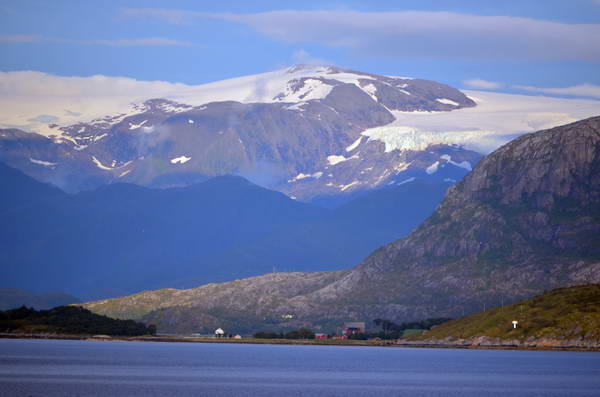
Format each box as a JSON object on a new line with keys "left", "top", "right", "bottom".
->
{"left": 0, "top": 65, "right": 480, "bottom": 201}
{"left": 80, "top": 116, "right": 600, "bottom": 334}
{"left": 0, "top": 162, "right": 447, "bottom": 300}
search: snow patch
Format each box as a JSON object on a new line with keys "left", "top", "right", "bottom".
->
{"left": 327, "top": 155, "right": 348, "bottom": 166}
{"left": 327, "top": 153, "right": 360, "bottom": 166}
{"left": 284, "top": 102, "right": 307, "bottom": 112}
{"left": 128, "top": 120, "right": 148, "bottom": 130}
{"left": 444, "top": 178, "right": 457, "bottom": 183}
{"left": 275, "top": 78, "right": 333, "bottom": 102}
{"left": 345, "top": 136, "right": 362, "bottom": 152}
{"left": 436, "top": 98, "right": 460, "bottom": 106}
{"left": 29, "top": 158, "right": 56, "bottom": 167}
{"left": 93, "top": 133, "right": 107, "bottom": 142}
{"left": 426, "top": 161, "right": 440, "bottom": 175}
{"left": 398, "top": 177, "right": 416, "bottom": 185}
{"left": 361, "top": 83, "right": 378, "bottom": 102}
{"left": 118, "top": 170, "right": 131, "bottom": 178}
{"left": 440, "top": 154, "right": 472, "bottom": 171}
{"left": 91, "top": 156, "right": 113, "bottom": 170}
{"left": 394, "top": 162, "right": 411, "bottom": 173}
{"left": 398, "top": 89, "right": 411, "bottom": 96}
{"left": 170, "top": 155, "right": 191, "bottom": 164}
{"left": 188, "top": 119, "right": 194, "bottom": 124}
{"left": 340, "top": 181, "right": 359, "bottom": 191}
{"left": 288, "top": 171, "right": 323, "bottom": 182}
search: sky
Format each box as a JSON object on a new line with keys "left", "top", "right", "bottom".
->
{"left": 1, "top": 0, "right": 600, "bottom": 97}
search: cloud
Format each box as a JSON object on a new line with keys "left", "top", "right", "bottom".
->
{"left": 513, "top": 83, "right": 600, "bottom": 99}
{"left": 0, "top": 71, "right": 192, "bottom": 135}
{"left": 2, "top": 69, "right": 600, "bottom": 154}
{"left": 27, "top": 114, "right": 59, "bottom": 123}
{"left": 371, "top": 90, "right": 600, "bottom": 154}
{"left": 125, "top": 8, "right": 600, "bottom": 61}
{"left": 463, "top": 78, "right": 503, "bottom": 90}
{"left": 121, "top": 8, "right": 196, "bottom": 25}
{"left": 0, "top": 34, "right": 191, "bottom": 47}
{"left": 291, "top": 49, "right": 332, "bottom": 66}
{"left": 80, "top": 38, "right": 193, "bottom": 47}
{"left": 0, "top": 34, "right": 42, "bottom": 43}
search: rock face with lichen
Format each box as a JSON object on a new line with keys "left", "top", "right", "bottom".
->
{"left": 81, "top": 116, "right": 600, "bottom": 334}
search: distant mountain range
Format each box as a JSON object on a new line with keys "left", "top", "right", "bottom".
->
{"left": 0, "top": 161, "right": 447, "bottom": 300}
{"left": 0, "top": 287, "right": 79, "bottom": 310}
{"left": 80, "top": 116, "right": 600, "bottom": 334}
{"left": 0, "top": 65, "right": 482, "bottom": 205}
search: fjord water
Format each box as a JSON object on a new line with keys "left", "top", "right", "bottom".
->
{"left": 1, "top": 339, "right": 599, "bottom": 397}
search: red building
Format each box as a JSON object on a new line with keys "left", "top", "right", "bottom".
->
{"left": 342, "top": 322, "right": 365, "bottom": 335}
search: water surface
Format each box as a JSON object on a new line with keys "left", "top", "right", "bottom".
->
{"left": 1, "top": 339, "right": 599, "bottom": 396}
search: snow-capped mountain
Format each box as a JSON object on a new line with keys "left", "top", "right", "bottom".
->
{"left": 2, "top": 64, "right": 597, "bottom": 201}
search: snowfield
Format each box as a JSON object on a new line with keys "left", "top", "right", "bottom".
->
{"left": 1, "top": 66, "right": 599, "bottom": 159}
{"left": 361, "top": 91, "right": 600, "bottom": 154}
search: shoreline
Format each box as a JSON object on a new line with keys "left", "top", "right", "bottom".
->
{"left": 1, "top": 333, "right": 598, "bottom": 352}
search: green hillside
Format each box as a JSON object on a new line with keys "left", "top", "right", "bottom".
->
{"left": 409, "top": 284, "right": 600, "bottom": 341}
{"left": 0, "top": 305, "right": 156, "bottom": 336}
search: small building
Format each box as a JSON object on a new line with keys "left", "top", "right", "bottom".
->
{"left": 234, "top": 334, "right": 242, "bottom": 339}
{"left": 342, "top": 322, "right": 366, "bottom": 335}
{"left": 215, "top": 328, "right": 225, "bottom": 338}
{"left": 315, "top": 333, "right": 328, "bottom": 339}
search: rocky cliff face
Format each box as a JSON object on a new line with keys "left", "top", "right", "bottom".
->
{"left": 81, "top": 116, "right": 600, "bottom": 334}
{"left": 310, "top": 116, "right": 600, "bottom": 313}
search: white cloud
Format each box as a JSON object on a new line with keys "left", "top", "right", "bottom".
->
{"left": 80, "top": 37, "right": 193, "bottom": 47}
{"left": 2, "top": 69, "right": 599, "bottom": 153}
{"left": 0, "top": 34, "right": 41, "bottom": 43}
{"left": 121, "top": 8, "right": 195, "bottom": 25}
{"left": 513, "top": 83, "right": 600, "bottom": 99}
{"left": 0, "top": 71, "right": 191, "bottom": 135}
{"left": 126, "top": 9, "right": 600, "bottom": 61}
{"left": 291, "top": 49, "right": 331, "bottom": 66}
{"left": 463, "top": 78, "right": 503, "bottom": 90}
{"left": 363, "top": 91, "right": 600, "bottom": 154}
{"left": 0, "top": 34, "right": 191, "bottom": 47}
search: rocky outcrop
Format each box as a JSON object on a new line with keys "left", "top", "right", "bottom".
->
{"left": 397, "top": 336, "right": 600, "bottom": 350}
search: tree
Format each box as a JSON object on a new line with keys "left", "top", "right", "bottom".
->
{"left": 285, "top": 328, "right": 315, "bottom": 339}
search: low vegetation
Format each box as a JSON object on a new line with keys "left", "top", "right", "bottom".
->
{"left": 254, "top": 328, "right": 315, "bottom": 339}
{"left": 0, "top": 305, "right": 156, "bottom": 336}
{"left": 407, "top": 284, "right": 600, "bottom": 341}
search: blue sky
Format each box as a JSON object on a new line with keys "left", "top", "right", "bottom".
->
{"left": 1, "top": 0, "right": 600, "bottom": 96}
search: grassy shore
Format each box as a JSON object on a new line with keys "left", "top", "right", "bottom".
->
{"left": 1, "top": 332, "right": 598, "bottom": 351}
